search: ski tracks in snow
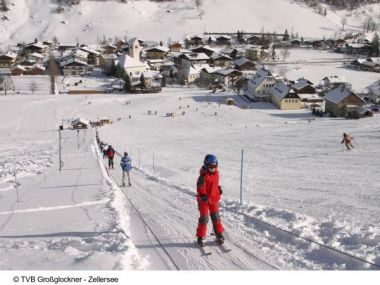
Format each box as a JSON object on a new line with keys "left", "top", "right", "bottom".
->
{"left": 103, "top": 154, "right": 277, "bottom": 270}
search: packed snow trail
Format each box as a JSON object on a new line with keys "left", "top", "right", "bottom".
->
{"left": 98, "top": 146, "right": 278, "bottom": 270}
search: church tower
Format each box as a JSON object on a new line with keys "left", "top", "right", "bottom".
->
{"left": 129, "top": 38, "right": 141, "bottom": 60}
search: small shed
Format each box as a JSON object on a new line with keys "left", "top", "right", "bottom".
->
{"left": 71, "top": 118, "right": 89, "bottom": 129}
{"left": 99, "top": 117, "right": 112, "bottom": 125}
{"left": 225, "top": 98, "right": 236, "bottom": 105}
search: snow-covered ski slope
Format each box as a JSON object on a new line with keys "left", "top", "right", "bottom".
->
{"left": 1, "top": 88, "right": 379, "bottom": 270}
{"left": 1, "top": 0, "right": 378, "bottom": 46}
{"left": 0, "top": 95, "right": 145, "bottom": 269}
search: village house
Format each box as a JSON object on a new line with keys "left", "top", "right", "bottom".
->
{"left": 210, "top": 53, "right": 232, "bottom": 67}
{"left": 191, "top": 46, "right": 216, "bottom": 57}
{"left": 324, "top": 87, "right": 365, "bottom": 117}
{"left": 290, "top": 39, "right": 301, "bottom": 47}
{"left": 58, "top": 43, "right": 78, "bottom": 54}
{"left": 271, "top": 81, "right": 303, "bottom": 110}
{"left": 0, "top": 52, "right": 17, "bottom": 67}
{"left": 28, "top": 64, "right": 46, "bottom": 75}
{"left": 11, "top": 65, "right": 27, "bottom": 76}
{"left": 246, "top": 35, "right": 262, "bottom": 45}
{"left": 212, "top": 69, "right": 242, "bottom": 87}
{"left": 245, "top": 46, "right": 267, "bottom": 61}
{"left": 366, "top": 80, "right": 380, "bottom": 104}
{"left": 226, "top": 47, "right": 245, "bottom": 59}
{"left": 60, "top": 58, "right": 90, "bottom": 76}
{"left": 233, "top": 58, "right": 255, "bottom": 71}
{"left": 187, "top": 35, "right": 204, "bottom": 47}
{"left": 145, "top": 46, "right": 170, "bottom": 60}
{"left": 175, "top": 53, "right": 210, "bottom": 67}
{"left": 102, "top": 44, "right": 118, "bottom": 55}
{"left": 345, "top": 43, "right": 372, "bottom": 55}
{"left": 291, "top": 78, "right": 323, "bottom": 107}
{"left": 26, "top": 52, "right": 45, "bottom": 63}
{"left": 169, "top": 42, "right": 182, "bottom": 52}
{"left": 215, "top": 35, "right": 232, "bottom": 46}
{"left": 321, "top": 75, "right": 352, "bottom": 91}
{"left": 179, "top": 64, "right": 207, "bottom": 84}
{"left": 23, "top": 42, "right": 49, "bottom": 55}
{"left": 11, "top": 64, "right": 46, "bottom": 76}
{"left": 356, "top": 57, "right": 380, "bottom": 73}
{"left": 246, "top": 68, "right": 278, "bottom": 101}
{"left": 79, "top": 46, "right": 101, "bottom": 66}
{"left": 199, "top": 66, "right": 222, "bottom": 85}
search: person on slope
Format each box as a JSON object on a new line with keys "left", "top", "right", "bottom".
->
{"left": 103, "top": 143, "right": 109, "bottom": 159}
{"left": 341, "top": 133, "right": 354, "bottom": 150}
{"left": 196, "top": 154, "right": 224, "bottom": 246}
{"left": 120, "top": 152, "right": 132, "bottom": 187}
{"left": 107, "top": 145, "right": 115, "bottom": 169}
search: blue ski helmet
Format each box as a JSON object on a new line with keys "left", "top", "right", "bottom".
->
{"left": 204, "top": 154, "right": 218, "bottom": 167}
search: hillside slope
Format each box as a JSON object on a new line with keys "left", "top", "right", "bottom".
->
{"left": 0, "top": 0, "right": 369, "bottom": 46}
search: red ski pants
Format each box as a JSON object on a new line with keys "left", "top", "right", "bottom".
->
{"left": 196, "top": 201, "right": 224, "bottom": 238}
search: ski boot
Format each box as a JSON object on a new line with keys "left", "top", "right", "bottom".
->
{"left": 197, "top": 237, "right": 205, "bottom": 247}
{"left": 216, "top": 233, "right": 225, "bottom": 245}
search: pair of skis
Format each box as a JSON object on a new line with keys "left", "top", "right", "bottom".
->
{"left": 197, "top": 238, "right": 231, "bottom": 256}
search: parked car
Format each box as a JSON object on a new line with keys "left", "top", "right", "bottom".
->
{"left": 369, "top": 105, "right": 379, "bottom": 112}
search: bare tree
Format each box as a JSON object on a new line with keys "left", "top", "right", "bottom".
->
{"left": 1, "top": 0, "right": 10, "bottom": 12}
{"left": 30, "top": 81, "right": 38, "bottom": 95}
{"left": 49, "top": 54, "right": 58, "bottom": 94}
{"left": 341, "top": 16, "right": 347, "bottom": 31}
{"left": 280, "top": 48, "right": 290, "bottom": 61}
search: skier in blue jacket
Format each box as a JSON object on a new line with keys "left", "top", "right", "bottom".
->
{"left": 120, "top": 152, "right": 132, "bottom": 187}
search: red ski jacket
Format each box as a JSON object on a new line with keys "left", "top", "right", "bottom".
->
{"left": 197, "top": 166, "right": 220, "bottom": 204}
{"left": 107, "top": 148, "right": 115, "bottom": 159}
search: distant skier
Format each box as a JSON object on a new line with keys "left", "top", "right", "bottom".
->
{"left": 107, "top": 145, "right": 115, "bottom": 169}
{"left": 341, "top": 133, "right": 354, "bottom": 150}
{"left": 103, "top": 143, "right": 109, "bottom": 159}
{"left": 196, "top": 154, "right": 224, "bottom": 246}
{"left": 120, "top": 152, "right": 132, "bottom": 187}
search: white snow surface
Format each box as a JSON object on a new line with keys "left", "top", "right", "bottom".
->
{"left": 0, "top": 86, "right": 379, "bottom": 270}
{"left": 0, "top": 0, "right": 378, "bottom": 47}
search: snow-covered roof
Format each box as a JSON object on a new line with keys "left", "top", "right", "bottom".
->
{"left": 12, "top": 65, "right": 26, "bottom": 71}
{"left": 216, "top": 35, "right": 232, "bottom": 40}
{"left": 80, "top": 46, "right": 101, "bottom": 56}
{"left": 214, "top": 68, "right": 241, "bottom": 76}
{"left": 182, "top": 53, "right": 209, "bottom": 61}
{"left": 117, "top": 54, "right": 147, "bottom": 69}
{"left": 31, "top": 64, "right": 46, "bottom": 71}
{"left": 234, "top": 58, "right": 253, "bottom": 66}
{"left": 28, "top": 52, "right": 44, "bottom": 59}
{"left": 201, "top": 65, "right": 221, "bottom": 74}
{"left": 272, "top": 82, "right": 293, "bottom": 100}
{"left": 210, "top": 53, "right": 232, "bottom": 60}
{"left": 71, "top": 118, "right": 90, "bottom": 126}
{"left": 249, "top": 68, "right": 272, "bottom": 88}
{"left": 325, "top": 87, "right": 364, "bottom": 104}
{"left": 60, "top": 58, "right": 88, "bottom": 67}
{"left": 297, "top": 94, "right": 322, "bottom": 101}
{"left": 292, "top": 78, "right": 314, "bottom": 90}
{"left": 322, "top": 75, "right": 348, "bottom": 84}
{"left": 0, "top": 52, "right": 17, "bottom": 59}
{"left": 366, "top": 80, "right": 380, "bottom": 95}
{"left": 145, "top": 46, "right": 170, "bottom": 53}
{"left": 25, "top": 42, "right": 47, "bottom": 49}
{"left": 367, "top": 57, "right": 380, "bottom": 64}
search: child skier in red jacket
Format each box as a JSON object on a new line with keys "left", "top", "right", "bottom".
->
{"left": 196, "top": 154, "right": 224, "bottom": 246}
